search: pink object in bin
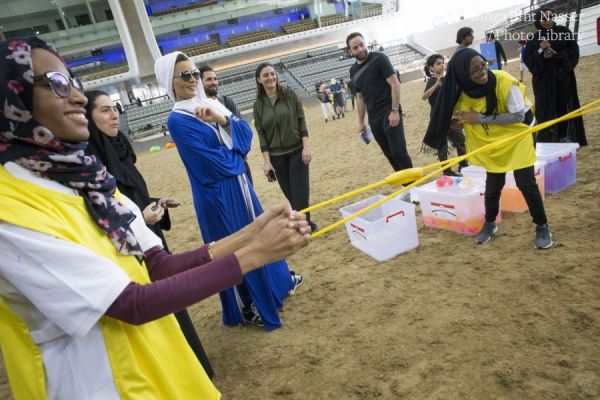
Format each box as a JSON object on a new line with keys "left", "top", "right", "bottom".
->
{"left": 415, "top": 177, "right": 501, "bottom": 236}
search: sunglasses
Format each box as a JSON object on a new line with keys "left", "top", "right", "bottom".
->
{"left": 177, "top": 69, "right": 201, "bottom": 81}
{"left": 469, "top": 60, "right": 489, "bottom": 77}
{"left": 33, "top": 71, "right": 84, "bottom": 98}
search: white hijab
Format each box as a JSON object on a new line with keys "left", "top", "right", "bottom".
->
{"left": 154, "top": 51, "right": 256, "bottom": 219}
{"left": 154, "top": 51, "right": 233, "bottom": 148}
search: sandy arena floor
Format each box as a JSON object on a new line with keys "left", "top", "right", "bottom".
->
{"left": 1, "top": 56, "right": 599, "bottom": 399}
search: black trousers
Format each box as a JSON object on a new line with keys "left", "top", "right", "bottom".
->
{"left": 369, "top": 112, "right": 413, "bottom": 171}
{"left": 270, "top": 147, "right": 311, "bottom": 221}
{"left": 484, "top": 166, "right": 547, "bottom": 225}
{"left": 244, "top": 160, "right": 253, "bottom": 185}
{"left": 437, "top": 128, "right": 468, "bottom": 168}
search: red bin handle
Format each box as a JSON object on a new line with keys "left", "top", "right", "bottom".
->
{"left": 386, "top": 210, "right": 405, "bottom": 222}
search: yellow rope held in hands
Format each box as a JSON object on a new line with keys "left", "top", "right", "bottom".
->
{"left": 302, "top": 99, "right": 600, "bottom": 239}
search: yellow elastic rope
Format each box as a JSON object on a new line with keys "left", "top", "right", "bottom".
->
{"left": 302, "top": 99, "right": 600, "bottom": 239}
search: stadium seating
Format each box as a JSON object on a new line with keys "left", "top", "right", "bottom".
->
{"left": 126, "top": 99, "right": 173, "bottom": 139}
{"left": 79, "top": 64, "right": 129, "bottom": 82}
{"left": 227, "top": 29, "right": 277, "bottom": 47}
{"left": 151, "top": 0, "right": 218, "bottom": 17}
{"left": 281, "top": 19, "right": 318, "bottom": 34}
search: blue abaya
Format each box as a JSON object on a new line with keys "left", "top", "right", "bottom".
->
{"left": 167, "top": 112, "right": 293, "bottom": 331}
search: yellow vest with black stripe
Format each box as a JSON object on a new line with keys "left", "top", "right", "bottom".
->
{"left": 0, "top": 165, "right": 220, "bottom": 399}
{"left": 455, "top": 70, "right": 536, "bottom": 173}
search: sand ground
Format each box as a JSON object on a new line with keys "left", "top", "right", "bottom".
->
{"left": 1, "top": 56, "right": 599, "bottom": 399}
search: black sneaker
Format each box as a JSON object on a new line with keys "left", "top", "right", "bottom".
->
{"left": 443, "top": 169, "right": 461, "bottom": 177}
{"left": 288, "top": 271, "right": 304, "bottom": 295}
{"left": 243, "top": 304, "right": 264, "bottom": 327}
{"left": 534, "top": 224, "right": 553, "bottom": 249}
{"left": 476, "top": 222, "right": 498, "bottom": 245}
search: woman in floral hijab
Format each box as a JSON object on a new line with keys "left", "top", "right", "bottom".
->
{"left": 0, "top": 37, "right": 142, "bottom": 254}
{"left": 0, "top": 37, "right": 310, "bottom": 399}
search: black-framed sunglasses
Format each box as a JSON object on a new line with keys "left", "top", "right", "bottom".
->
{"left": 177, "top": 69, "right": 201, "bottom": 82}
{"left": 33, "top": 71, "right": 84, "bottom": 98}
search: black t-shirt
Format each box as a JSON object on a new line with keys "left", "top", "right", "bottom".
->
{"left": 424, "top": 76, "right": 440, "bottom": 110}
{"left": 349, "top": 52, "right": 396, "bottom": 116}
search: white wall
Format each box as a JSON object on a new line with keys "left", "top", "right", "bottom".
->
{"left": 578, "top": 3, "right": 600, "bottom": 57}
{"left": 406, "top": 6, "right": 522, "bottom": 54}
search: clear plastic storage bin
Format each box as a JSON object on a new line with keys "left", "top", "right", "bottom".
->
{"left": 339, "top": 194, "right": 419, "bottom": 261}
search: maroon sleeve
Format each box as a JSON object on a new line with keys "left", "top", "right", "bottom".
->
{"left": 143, "top": 245, "right": 211, "bottom": 280}
{"left": 105, "top": 253, "right": 242, "bottom": 325}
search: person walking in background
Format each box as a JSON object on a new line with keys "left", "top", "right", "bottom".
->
{"left": 347, "top": 32, "right": 413, "bottom": 172}
{"left": 317, "top": 82, "right": 336, "bottom": 122}
{"left": 421, "top": 54, "right": 468, "bottom": 176}
{"left": 253, "top": 62, "right": 317, "bottom": 232}
{"left": 523, "top": 7, "right": 587, "bottom": 145}
{"left": 84, "top": 90, "right": 215, "bottom": 378}
{"left": 200, "top": 65, "right": 254, "bottom": 183}
{"left": 486, "top": 32, "right": 508, "bottom": 70}
{"left": 518, "top": 39, "right": 528, "bottom": 82}
{"left": 340, "top": 78, "right": 350, "bottom": 112}
{"left": 155, "top": 52, "right": 304, "bottom": 332}
{"left": 330, "top": 78, "right": 345, "bottom": 119}
{"left": 424, "top": 48, "right": 552, "bottom": 249}
{"left": 347, "top": 78, "right": 357, "bottom": 110}
{"left": 456, "top": 27, "right": 474, "bottom": 51}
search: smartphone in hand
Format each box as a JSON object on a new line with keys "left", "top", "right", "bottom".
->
{"left": 267, "top": 170, "right": 277, "bottom": 182}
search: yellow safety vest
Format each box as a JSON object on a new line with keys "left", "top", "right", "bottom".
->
{"left": 0, "top": 165, "right": 220, "bottom": 399}
{"left": 455, "top": 70, "right": 536, "bottom": 173}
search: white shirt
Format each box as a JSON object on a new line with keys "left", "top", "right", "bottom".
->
{"left": 0, "top": 162, "right": 162, "bottom": 399}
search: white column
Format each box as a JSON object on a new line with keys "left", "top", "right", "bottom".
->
{"left": 107, "top": 0, "right": 140, "bottom": 77}
{"left": 55, "top": 1, "right": 70, "bottom": 30}
{"left": 84, "top": 0, "right": 97, "bottom": 24}
{"left": 132, "top": 0, "right": 162, "bottom": 61}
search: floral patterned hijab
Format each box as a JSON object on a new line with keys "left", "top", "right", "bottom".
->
{"left": 0, "top": 37, "right": 142, "bottom": 255}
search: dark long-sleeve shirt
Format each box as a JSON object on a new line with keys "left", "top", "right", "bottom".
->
{"left": 253, "top": 86, "right": 308, "bottom": 155}
{"left": 106, "top": 246, "right": 242, "bottom": 324}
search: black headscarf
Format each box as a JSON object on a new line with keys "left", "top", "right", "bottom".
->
{"left": 522, "top": 7, "right": 586, "bottom": 145}
{"left": 0, "top": 37, "right": 142, "bottom": 255}
{"left": 533, "top": 7, "right": 573, "bottom": 54}
{"left": 423, "top": 48, "right": 497, "bottom": 150}
{"left": 84, "top": 90, "right": 151, "bottom": 210}
{"left": 84, "top": 90, "right": 171, "bottom": 246}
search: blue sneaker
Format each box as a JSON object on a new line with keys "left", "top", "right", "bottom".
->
{"left": 476, "top": 222, "right": 498, "bottom": 245}
{"left": 534, "top": 224, "right": 553, "bottom": 250}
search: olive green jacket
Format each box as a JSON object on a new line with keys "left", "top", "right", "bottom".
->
{"left": 253, "top": 86, "right": 308, "bottom": 155}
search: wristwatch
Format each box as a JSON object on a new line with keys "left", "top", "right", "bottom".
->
{"left": 390, "top": 108, "right": 399, "bottom": 113}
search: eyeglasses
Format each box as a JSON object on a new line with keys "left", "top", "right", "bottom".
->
{"left": 469, "top": 60, "right": 488, "bottom": 77}
{"left": 33, "top": 71, "right": 84, "bottom": 98}
{"left": 177, "top": 69, "right": 201, "bottom": 82}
